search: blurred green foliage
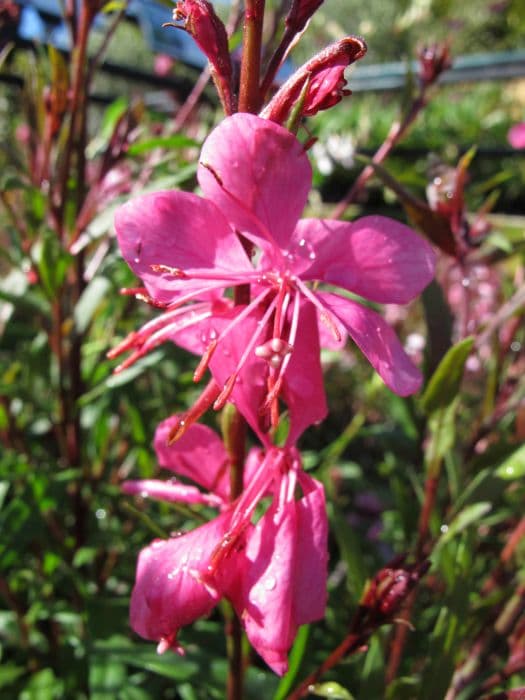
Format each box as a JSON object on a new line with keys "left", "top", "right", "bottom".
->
{"left": 1, "top": 0, "right": 525, "bottom": 698}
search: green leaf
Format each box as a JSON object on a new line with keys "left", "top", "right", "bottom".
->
{"left": 495, "top": 443, "right": 525, "bottom": 480}
{"left": 0, "top": 663, "right": 25, "bottom": 689}
{"left": 273, "top": 625, "right": 310, "bottom": 700}
{"left": 127, "top": 135, "right": 199, "bottom": 156}
{"left": 434, "top": 502, "right": 492, "bottom": 552}
{"left": 74, "top": 277, "right": 111, "bottom": 334}
{"left": 421, "top": 337, "right": 474, "bottom": 415}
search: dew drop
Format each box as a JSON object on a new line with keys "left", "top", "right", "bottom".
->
{"left": 308, "top": 251, "right": 316, "bottom": 260}
{"left": 461, "top": 277, "right": 471, "bottom": 287}
{"left": 440, "top": 524, "right": 449, "bottom": 534}
{"left": 299, "top": 238, "right": 306, "bottom": 247}
{"left": 264, "top": 576, "right": 277, "bottom": 591}
{"left": 505, "top": 466, "right": 514, "bottom": 476}
{"left": 95, "top": 508, "right": 106, "bottom": 520}
{"left": 134, "top": 257, "right": 140, "bottom": 264}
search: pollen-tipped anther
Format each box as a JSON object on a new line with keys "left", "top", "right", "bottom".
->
{"left": 193, "top": 339, "right": 218, "bottom": 382}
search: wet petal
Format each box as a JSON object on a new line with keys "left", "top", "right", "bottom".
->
{"left": 155, "top": 418, "right": 230, "bottom": 499}
{"left": 122, "top": 478, "right": 223, "bottom": 507}
{"left": 130, "top": 512, "right": 232, "bottom": 643}
{"left": 115, "top": 190, "right": 251, "bottom": 303}
{"left": 198, "top": 113, "right": 311, "bottom": 257}
{"left": 227, "top": 470, "right": 327, "bottom": 675}
{"left": 319, "top": 291, "right": 423, "bottom": 395}
{"left": 284, "top": 301, "right": 328, "bottom": 444}
{"left": 294, "top": 473, "right": 328, "bottom": 624}
{"left": 293, "top": 216, "right": 436, "bottom": 304}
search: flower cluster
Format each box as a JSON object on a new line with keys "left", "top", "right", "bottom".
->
{"left": 111, "top": 2, "right": 437, "bottom": 671}
{"left": 112, "top": 112, "right": 435, "bottom": 673}
{"left": 123, "top": 417, "right": 327, "bottom": 674}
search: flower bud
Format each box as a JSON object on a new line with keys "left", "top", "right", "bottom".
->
{"left": 261, "top": 36, "right": 367, "bottom": 125}
{"left": 418, "top": 43, "right": 451, "bottom": 89}
{"left": 171, "top": 0, "right": 234, "bottom": 113}
{"left": 285, "top": 0, "right": 324, "bottom": 33}
{"left": 361, "top": 556, "right": 429, "bottom": 622}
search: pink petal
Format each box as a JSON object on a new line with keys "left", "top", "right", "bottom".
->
{"left": 155, "top": 418, "right": 230, "bottom": 499}
{"left": 508, "top": 122, "right": 525, "bottom": 149}
{"left": 283, "top": 301, "right": 327, "bottom": 444}
{"left": 114, "top": 190, "right": 251, "bottom": 303}
{"left": 318, "top": 291, "right": 423, "bottom": 396}
{"left": 122, "top": 479, "right": 223, "bottom": 508}
{"left": 227, "top": 470, "right": 328, "bottom": 675}
{"left": 293, "top": 216, "right": 436, "bottom": 304}
{"left": 294, "top": 473, "right": 328, "bottom": 624}
{"left": 197, "top": 113, "right": 311, "bottom": 256}
{"left": 229, "top": 493, "right": 298, "bottom": 675}
{"left": 130, "top": 512, "right": 232, "bottom": 643}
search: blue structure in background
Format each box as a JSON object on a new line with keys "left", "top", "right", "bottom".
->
{"left": 14, "top": 0, "right": 208, "bottom": 68}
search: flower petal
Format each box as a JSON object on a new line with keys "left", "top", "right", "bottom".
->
{"left": 155, "top": 418, "right": 230, "bottom": 499}
{"left": 227, "top": 469, "right": 327, "bottom": 675}
{"left": 294, "top": 473, "right": 328, "bottom": 624}
{"left": 130, "top": 512, "right": 232, "bottom": 643}
{"left": 284, "top": 301, "right": 328, "bottom": 444}
{"left": 198, "top": 113, "right": 311, "bottom": 256}
{"left": 122, "top": 478, "right": 223, "bottom": 507}
{"left": 318, "top": 291, "right": 423, "bottom": 395}
{"left": 228, "top": 488, "right": 298, "bottom": 675}
{"left": 115, "top": 190, "right": 251, "bottom": 303}
{"left": 293, "top": 216, "right": 436, "bottom": 304}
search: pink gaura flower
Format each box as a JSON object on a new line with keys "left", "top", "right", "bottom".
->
{"left": 125, "top": 421, "right": 327, "bottom": 675}
{"left": 112, "top": 113, "right": 435, "bottom": 440}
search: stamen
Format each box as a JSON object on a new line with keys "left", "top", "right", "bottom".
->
{"left": 167, "top": 379, "right": 221, "bottom": 443}
{"left": 295, "top": 278, "right": 342, "bottom": 342}
{"left": 193, "top": 339, "right": 218, "bottom": 382}
{"left": 150, "top": 264, "right": 188, "bottom": 278}
{"left": 111, "top": 306, "right": 214, "bottom": 373}
{"left": 212, "top": 295, "right": 279, "bottom": 411}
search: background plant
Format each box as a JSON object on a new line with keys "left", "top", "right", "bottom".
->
{"left": 0, "top": 0, "right": 524, "bottom": 698}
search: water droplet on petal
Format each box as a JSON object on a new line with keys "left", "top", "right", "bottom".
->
{"left": 299, "top": 238, "right": 306, "bottom": 247}
{"left": 264, "top": 576, "right": 276, "bottom": 591}
{"left": 309, "top": 251, "right": 316, "bottom": 260}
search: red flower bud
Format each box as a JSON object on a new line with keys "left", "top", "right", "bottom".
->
{"left": 261, "top": 36, "right": 367, "bottom": 125}
{"left": 418, "top": 43, "right": 452, "bottom": 89}
{"left": 170, "top": 0, "right": 234, "bottom": 113}
{"left": 285, "top": 0, "right": 324, "bottom": 33}
{"left": 361, "top": 556, "right": 429, "bottom": 622}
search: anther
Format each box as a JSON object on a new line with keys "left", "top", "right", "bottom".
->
{"left": 193, "top": 339, "right": 218, "bottom": 382}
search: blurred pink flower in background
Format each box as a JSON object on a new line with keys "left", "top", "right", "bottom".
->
{"left": 508, "top": 122, "right": 525, "bottom": 149}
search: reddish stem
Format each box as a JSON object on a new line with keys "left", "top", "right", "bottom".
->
{"left": 331, "top": 94, "right": 428, "bottom": 220}
{"left": 238, "top": 0, "right": 265, "bottom": 113}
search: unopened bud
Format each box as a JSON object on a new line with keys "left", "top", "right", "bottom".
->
{"left": 261, "top": 36, "right": 367, "bottom": 125}
{"left": 418, "top": 43, "right": 451, "bottom": 89}
{"left": 285, "top": 0, "right": 324, "bottom": 33}
{"left": 170, "top": 0, "right": 234, "bottom": 113}
{"left": 361, "top": 556, "right": 430, "bottom": 622}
